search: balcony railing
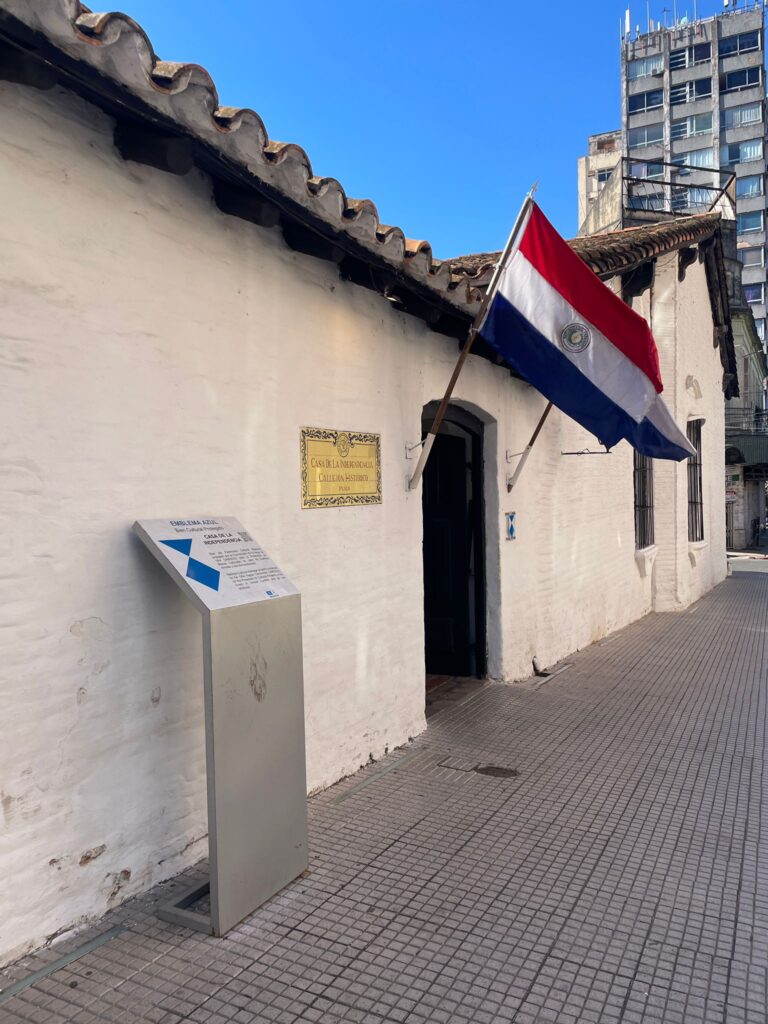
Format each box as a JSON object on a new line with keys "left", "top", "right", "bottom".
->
{"left": 725, "top": 406, "right": 768, "bottom": 434}
{"left": 623, "top": 158, "right": 736, "bottom": 218}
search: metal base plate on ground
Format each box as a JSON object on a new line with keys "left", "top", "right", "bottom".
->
{"left": 156, "top": 881, "right": 212, "bottom": 935}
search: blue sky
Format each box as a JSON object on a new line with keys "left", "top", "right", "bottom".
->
{"left": 122, "top": 0, "right": 735, "bottom": 258}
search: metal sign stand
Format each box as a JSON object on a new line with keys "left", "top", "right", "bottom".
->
{"left": 133, "top": 518, "right": 308, "bottom": 937}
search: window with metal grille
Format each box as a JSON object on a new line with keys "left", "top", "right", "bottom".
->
{"left": 687, "top": 420, "right": 704, "bottom": 542}
{"left": 628, "top": 53, "right": 664, "bottom": 79}
{"left": 634, "top": 452, "right": 655, "bottom": 549}
{"left": 720, "top": 66, "right": 761, "bottom": 94}
{"left": 670, "top": 42, "right": 711, "bottom": 68}
{"left": 670, "top": 77, "right": 711, "bottom": 105}
{"left": 629, "top": 123, "right": 664, "bottom": 148}
{"left": 628, "top": 88, "right": 664, "bottom": 114}
{"left": 671, "top": 112, "right": 712, "bottom": 140}
{"left": 721, "top": 138, "right": 763, "bottom": 166}
{"left": 719, "top": 30, "right": 760, "bottom": 58}
{"left": 721, "top": 100, "right": 762, "bottom": 130}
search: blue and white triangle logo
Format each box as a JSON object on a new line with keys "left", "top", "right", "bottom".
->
{"left": 160, "top": 538, "right": 221, "bottom": 592}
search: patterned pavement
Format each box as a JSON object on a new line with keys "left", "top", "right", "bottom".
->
{"left": 2, "top": 570, "right": 767, "bottom": 1023}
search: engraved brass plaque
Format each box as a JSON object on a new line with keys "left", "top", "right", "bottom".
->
{"left": 300, "top": 427, "right": 381, "bottom": 508}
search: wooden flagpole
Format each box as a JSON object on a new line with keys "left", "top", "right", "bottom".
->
{"left": 506, "top": 401, "right": 553, "bottom": 493}
{"left": 408, "top": 183, "right": 538, "bottom": 491}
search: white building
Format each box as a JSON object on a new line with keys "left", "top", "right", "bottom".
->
{"left": 0, "top": 0, "right": 737, "bottom": 966}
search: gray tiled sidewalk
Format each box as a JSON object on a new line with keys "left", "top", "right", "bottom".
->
{"left": 3, "top": 572, "right": 768, "bottom": 1024}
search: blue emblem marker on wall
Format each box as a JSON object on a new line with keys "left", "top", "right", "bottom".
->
{"left": 160, "top": 538, "right": 221, "bottom": 591}
{"left": 506, "top": 513, "right": 516, "bottom": 541}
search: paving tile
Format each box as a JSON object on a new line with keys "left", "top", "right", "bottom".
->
{"left": 2, "top": 573, "right": 768, "bottom": 1023}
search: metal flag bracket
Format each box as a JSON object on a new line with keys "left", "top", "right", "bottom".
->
{"left": 560, "top": 447, "right": 613, "bottom": 456}
{"left": 405, "top": 440, "right": 424, "bottom": 461}
{"left": 506, "top": 401, "right": 553, "bottom": 493}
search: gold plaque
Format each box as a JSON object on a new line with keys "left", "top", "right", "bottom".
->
{"left": 300, "top": 427, "right": 382, "bottom": 508}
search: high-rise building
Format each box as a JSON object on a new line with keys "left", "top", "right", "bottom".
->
{"left": 622, "top": 3, "right": 766, "bottom": 340}
{"left": 578, "top": 3, "right": 768, "bottom": 552}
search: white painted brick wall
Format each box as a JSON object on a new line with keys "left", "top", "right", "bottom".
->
{"left": 0, "top": 81, "right": 727, "bottom": 965}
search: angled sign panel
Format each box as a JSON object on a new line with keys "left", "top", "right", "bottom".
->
{"left": 133, "top": 517, "right": 297, "bottom": 612}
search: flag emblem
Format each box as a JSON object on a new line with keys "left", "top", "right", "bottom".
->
{"left": 561, "top": 323, "right": 592, "bottom": 354}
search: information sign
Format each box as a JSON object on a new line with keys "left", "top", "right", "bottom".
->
{"left": 133, "top": 517, "right": 297, "bottom": 611}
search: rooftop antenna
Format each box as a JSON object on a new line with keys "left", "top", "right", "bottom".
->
{"left": 647, "top": 0, "right": 651, "bottom": 32}
{"left": 662, "top": 5, "right": 671, "bottom": 24}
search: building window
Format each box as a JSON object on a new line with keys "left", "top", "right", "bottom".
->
{"left": 671, "top": 112, "right": 712, "bottom": 140}
{"left": 721, "top": 101, "right": 762, "bottom": 130}
{"left": 628, "top": 54, "right": 664, "bottom": 79}
{"left": 755, "top": 317, "right": 766, "bottom": 341}
{"left": 687, "top": 420, "right": 704, "bottom": 542}
{"left": 737, "top": 210, "right": 764, "bottom": 235}
{"left": 721, "top": 138, "right": 764, "bottom": 166}
{"left": 736, "top": 174, "right": 764, "bottom": 199}
{"left": 596, "top": 168, "right": 613, "bottom": 184}
{"left": 629, "top": 123, "right": 664, "bottom": 148}
{"left": 634, "top": 452, "right": 655, "bottom": 549}
{"left": 670, "top": 42, "right": 711, "bottom": 69}
{"left": 744, "top": 283, "right": 765, "bottom": 305}
{"left": 628, "top": 191, "right": 666, "bottom": 211}
{"left": 719, "top": 30, "right": 761, "bottom": 58}
{"left": 628, "top": 89, "right": 664, "bottom": 114}
{"left": 720, "top": 66, "right": 761, "bottom": 94}
{"left": 738, "top": 246, "right": 764, "bottom": 267}
{"left": 670, "top": 185, "right": 713, "bottom": 212}
{"left": 673, "top": 146, "right": 714, "bottom": 170}
{"left": 670, "top": 78, "right": 712, "bottom": 105}
{"left": 629, "top": 160, "right": 664, "bottom": 180}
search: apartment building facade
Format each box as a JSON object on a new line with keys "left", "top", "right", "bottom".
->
{"left": 623, "top": 5, "right": 767, "bottom": 340}
{"left": 578, "top": 5, "right": 768, "bottom": 550}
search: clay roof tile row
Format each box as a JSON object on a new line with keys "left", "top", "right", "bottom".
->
{"left": 1, "top": 1, "right": 725, "bottom": 312}
{"left": 451, "top": 213, "right": 725, "bottom": 283}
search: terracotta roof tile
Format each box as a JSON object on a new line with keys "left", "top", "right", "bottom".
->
{"left": 0, "top": 0, "right": 478, "bottom": 311}
{"left": 0, "top": 2, "right": 728, "bottom": 317}
{"left": 451, "top": 213, "right": 725, "bottom": 281}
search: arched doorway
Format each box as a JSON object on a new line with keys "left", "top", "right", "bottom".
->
{"left": 422, "top": 403, "right": 486, "bottom": 680}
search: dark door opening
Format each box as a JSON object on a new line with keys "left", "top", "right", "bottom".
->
{"left": 422, "top": 403, "right": 486, "bottom": 680}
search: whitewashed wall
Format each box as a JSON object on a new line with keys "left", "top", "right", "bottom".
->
{"left": 0, "top": 80, "right": 727, "bottom": 965}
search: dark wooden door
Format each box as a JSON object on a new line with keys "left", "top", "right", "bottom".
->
{"left": 422, "top": 433, "right": 473, "bottom": 676}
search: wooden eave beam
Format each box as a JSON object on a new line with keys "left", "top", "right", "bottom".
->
{"left": 113, "top": 121, "right": 195, "bottom": 176}
{"left": 0, "top": 38, "right": 57, "bottom": 89}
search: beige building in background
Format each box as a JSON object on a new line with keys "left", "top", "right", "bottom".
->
{"left": 0, "top": 0, "right": 738, "bottom": 968}
{"left": 577, "top": 129, "right": 622, "bottom": 233}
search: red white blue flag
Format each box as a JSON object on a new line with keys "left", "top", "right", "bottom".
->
{"left": 479, "top": 203, "right": 695, "bottom": 461}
